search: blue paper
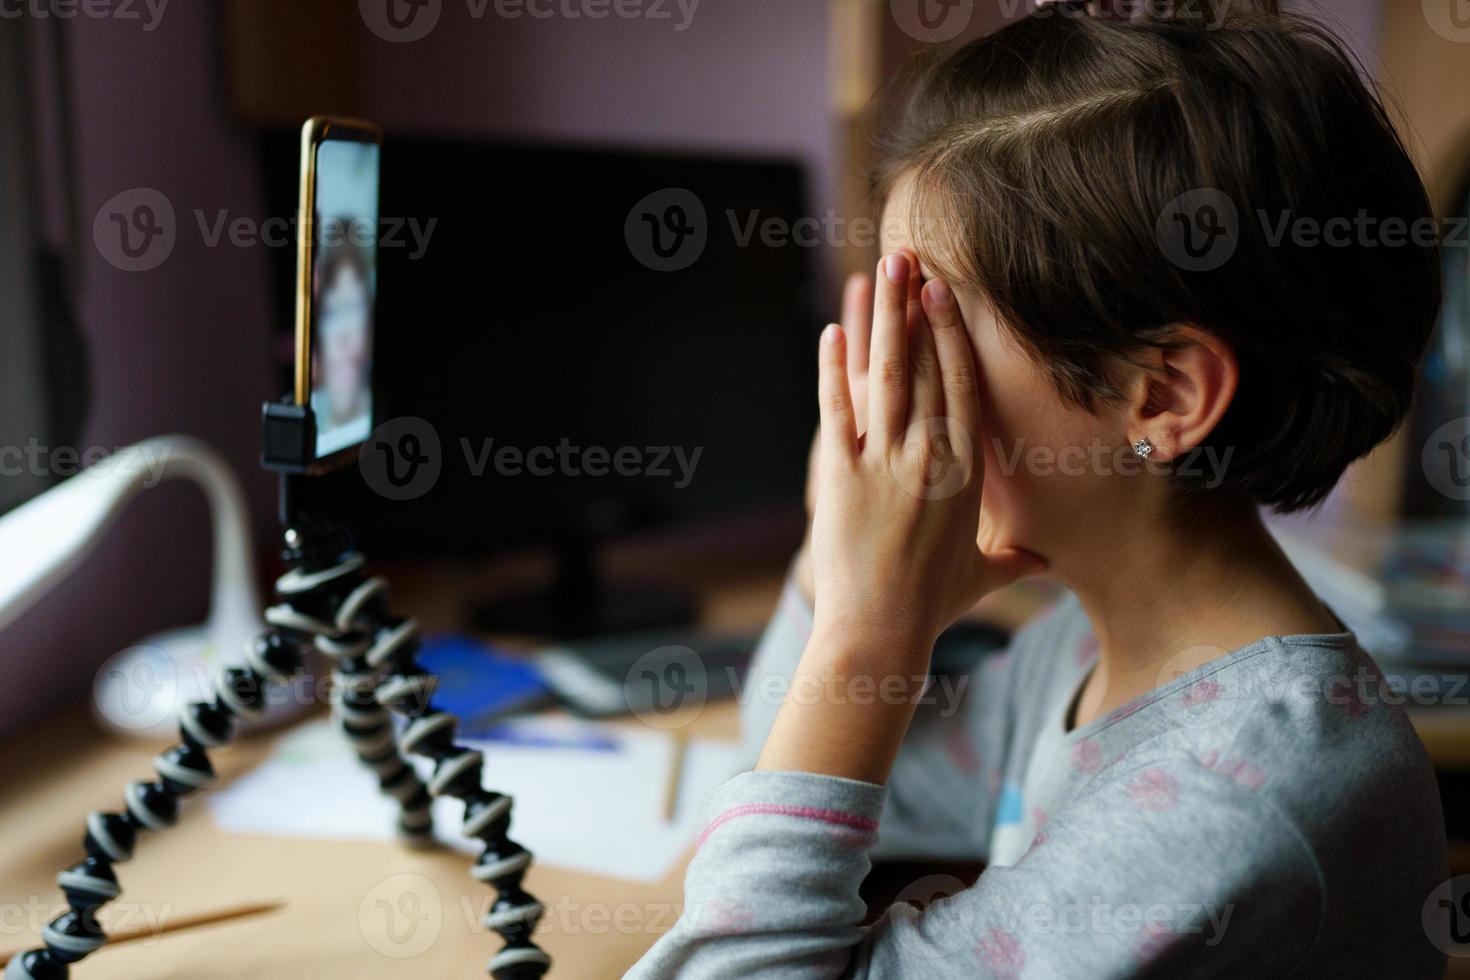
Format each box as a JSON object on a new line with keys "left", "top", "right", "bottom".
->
{"left": 415, "top": 634, "right": 553, "bottom": 734}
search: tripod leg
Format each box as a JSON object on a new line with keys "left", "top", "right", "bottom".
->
{"left": 273, "top": 514, "right": 550, "bottom": 975}
{"left": 333, "top": 659, "right": 435, "bottom": 844}
{"left": 267, "top": 554, "right": 433, "bottom": 844}
{"left": 370, "top": 619, "right": 553, "bottom": 980}
{"left": 4, "top": 635, "right": 303, "bottom": 980}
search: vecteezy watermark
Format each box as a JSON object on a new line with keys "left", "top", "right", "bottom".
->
{"left": 358, "top": 874, "right": 443, "bottom": 958}
{"left": 1033, "top": 0, "right": 1235, "bottom": 28}
{"left": 618, "top": 647, "right": 972, "bottom": 732}
{"left": 726, "top": 209, "right": 892, "bottom": 251}
{"left": 988, "top": 436, "right": 1235, "bottom": 489}
{"left": 93, "top": 187, "right": 177, "bottom": 272}
{"left": 884, "top": 875, "right": 1235, "bottom": 963}
{"left": 891, "top": 875, "right": 975, "bottom": 958}
{"left": 360, "top": 0, "right": 700, "bottom": 43}
{"left": 1425, "top": 875, "right": 1470, "bottom": 957}
{"left": 625, "top": 188, "right": 708, "bottom": 272}
{"left": 892, "top": 417, "right": 975, "bottom": 501}
{"left": 624, "top": 645, "right": 709, "bottom": 728}
{"left": 889, "top": 0, "right": 1236, "bottom": 45}
{"left": 461, "top": 438, "right": 702, "bottom": 488}
{"left": 1156, "top": 188, "right": 1240, "bottom": 272}
{"left": 0, "top": 0, "right": 169, "bottom": 30}
{"left": 1157, "top": 187, "right": 1462, "bottom": 271}
{"left": 1152, "top": 644, "right": 1235, "bottom": 732}
{"left": 1138, "top": 661, "right": 1470, "bottom": 740}
{"left": 93, "top": 188, "right": 437, "bottom": 273}
{"left": 1423, "top": 0, "right": 1470, "bottom": 44}
{"left": 1422, "top": 417, "right": 1470, "bottom": 502}
{"left": 0, "top": 440, "right": 172, "bottom": 487}
{"left": 0, "top": 897, "right": 177, "bottom": 943}
{"left": 358, "top": 418, "right": 705, "bottom": 501}
{"left": 1256, "top": 210, "right": 1459, "bottom": 250}
{"left": 359, "top": 0, "right": 443, "bottom": 42}
{"left": 889, "top": 0, "right": 974, "bottom": 44}
{"left": 92, "top": 651, "right": 471, "bottom": 725}
{"left": 628, "top": 190, "right": 919, "bottom": 271}
{"left": 360, "top": 417, "right": 444, "bottom": 501}
{"left": 194, "top": 212, "right": 437, "bottom": 260}
{"left": 93, "top": 645, "right": 177, "bottom": 731}
{"left": 991, "top": 898, "right": 1234, "bottom": 945}
{"left": 737, "top": 664, "right": 970, "bottom": 718}
{"left": 455, "top": 893, "right": 683, "bottom": 938}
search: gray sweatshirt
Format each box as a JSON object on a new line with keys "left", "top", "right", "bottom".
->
{"left": 628, "top": 579, "right": 1448, "bottom": 978}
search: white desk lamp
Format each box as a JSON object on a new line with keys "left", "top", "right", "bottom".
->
{"left": 0, "top": 435, "right": 289, "bottom": 736}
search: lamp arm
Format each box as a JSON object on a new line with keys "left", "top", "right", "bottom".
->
{"left": 0, "top": 435, "right": 261, "bottom": 642}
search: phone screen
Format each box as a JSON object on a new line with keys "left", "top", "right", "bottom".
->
{"left": 310, "top": 137, "right": 380, "bottom": 460}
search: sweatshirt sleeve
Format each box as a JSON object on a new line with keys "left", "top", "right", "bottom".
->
{"left": 625, "top": 770, "right": 886, "bottom": 980}
{"left": 739, "top": 572, "right": 1021, "bottom": 860}
{"left": 626, "top": 756, "right": 1324, "bottom": 980}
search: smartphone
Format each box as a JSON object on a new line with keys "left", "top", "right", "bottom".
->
{"left": 294, "top": 115, "right": 383, "bottom": 470}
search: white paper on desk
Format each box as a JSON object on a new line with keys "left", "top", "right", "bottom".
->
{"left": 207, "top": 717, "right": 744, "bottom": 883}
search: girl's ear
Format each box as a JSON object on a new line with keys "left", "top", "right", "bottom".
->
{"left": 1126, "top": 326, "right": 1239, "bottom": 463}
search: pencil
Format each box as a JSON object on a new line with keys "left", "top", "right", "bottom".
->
{"left": 663, "top": 729, "right": 690, "bottom": 822}
{"left": 0, "top": 899, "right": 285, "bottom": 966}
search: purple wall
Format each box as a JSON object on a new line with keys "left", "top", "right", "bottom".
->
{"left": 359, "top": 0, "right": 838, "bottom": 267}
{"left": 0, "top": 3, "right": 276, "bottom": 735}
{"left": 1289, "top": 0, "right": 1383, "bottom": 76}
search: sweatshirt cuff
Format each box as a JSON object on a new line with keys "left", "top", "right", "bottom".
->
{"left": 697, "top": 769, "right": 887, "bottom": 850}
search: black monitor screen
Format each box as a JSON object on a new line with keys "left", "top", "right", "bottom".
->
{"left": 263, "top": 134, "right": 819, "bottom": 558}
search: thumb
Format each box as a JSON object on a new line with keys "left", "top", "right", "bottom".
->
{"left": 971, "top": 546, "right": 1048, "bottom": 597}
{"left": 804, "top": 427, "right": 820, "bottom": 516}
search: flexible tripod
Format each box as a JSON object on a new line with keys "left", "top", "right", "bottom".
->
{"left": 5, "top": 411, "right": 551, "bottom": 980}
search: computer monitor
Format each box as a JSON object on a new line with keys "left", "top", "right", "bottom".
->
{"left": 262, "top": 132, "right": 819, "bottom": 635}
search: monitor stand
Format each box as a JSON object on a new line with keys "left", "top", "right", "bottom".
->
{"left": 469, "top": 530, "right": 699, "bottom": 640}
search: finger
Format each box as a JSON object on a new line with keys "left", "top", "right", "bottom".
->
{"left": 922, "top": 278, "right": 982, "bottom": 443}
{"left": 896, "top": 247, "right": 923, "bottom": 308}
{"left": 899, "top": 247, "right": 927, "bottom": 339}
{"left": 907, "top": 305, "right": 943, "bottom": 428}
{"left": 841, "top": 273, "right": 873, "bottom": 379}
{"left": 841, "top": 273, "right": 874, "bottom": 432}
{"left": 973, "top": 546, "right": 1048, "bottom": 597}
{"left": 870, "top": 252, "right": 911, "bottom": 446}
{"left": 818, "top": 323, "right": 858, "bottom": 460}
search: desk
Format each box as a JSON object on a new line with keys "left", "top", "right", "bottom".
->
{"left": 0, "top": 533, "right": 791, "bottom": 980}
{"left": 2, "top": 540, "right": 1466, "bottom": 978}
{"left": 0, "top": 701, "right": 739, "bottom": 979}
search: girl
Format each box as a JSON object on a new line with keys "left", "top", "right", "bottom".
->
{"left": 631, "top": 1, "right": 1448, "bottom": 976}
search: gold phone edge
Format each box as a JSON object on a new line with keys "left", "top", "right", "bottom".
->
{"left": 292, "top": 115, "right": 383, "bottom": 408}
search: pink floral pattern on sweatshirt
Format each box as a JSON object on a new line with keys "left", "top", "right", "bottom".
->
{"left": 976, "top": 927, "right": 1025, "bottom": 979}
{"left": 1072, "top": 738, "right": 1103, "bottom": 773}
{"left": 1127, "top": 768, "right": 1180, "bottom": 812}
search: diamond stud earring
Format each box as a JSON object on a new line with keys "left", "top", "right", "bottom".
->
{"left": 1132, "top": 437, "right": 1154, "bottom": 459}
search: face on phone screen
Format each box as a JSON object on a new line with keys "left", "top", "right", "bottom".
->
{"left": 310, "top": 138, "right": 380, "bottom": 459}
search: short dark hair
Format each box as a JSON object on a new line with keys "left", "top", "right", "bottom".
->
{"left": 871, "top": 0, "right": 1441, "bottom": 512}
{"left": 314, "top": 241, "right": 371, "bottom": 300}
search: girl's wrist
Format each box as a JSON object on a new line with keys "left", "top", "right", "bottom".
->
{"left": 792, "top": 544, "right": 816, "bottom": 605}
{"left": 807, "top": 615, "right": 934, "bottom": 673}
{"left": 757, "top": 618, "right": 933, "bottom": 783}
